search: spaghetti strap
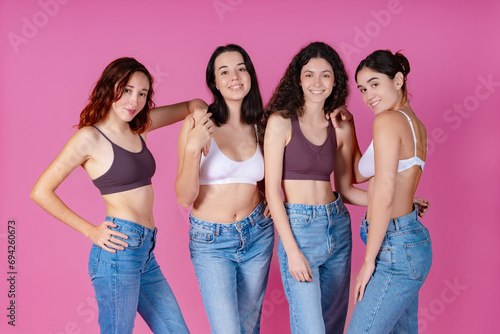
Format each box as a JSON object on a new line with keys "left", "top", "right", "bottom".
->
{"left": 92, "top": 125, "right": 113, "bottom": 143}
{"left": 396, "top": 110, "right": 418, "bottom": 157}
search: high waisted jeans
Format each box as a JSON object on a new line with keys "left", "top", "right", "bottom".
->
{"left": 88, "top": 217, "right": 189, "bottom": 334}
{"left": 347, "top": 206, "right": 433, "bottom": 334}
{"left": 189, "top": 200, "right": 274, "bottom": 334}
{"left": 278, "top": 193, "right": 352, "bottom": 334}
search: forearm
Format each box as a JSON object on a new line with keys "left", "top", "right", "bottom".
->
{"left": 266, "top": 189, "right": 299, "bottom": 254}
{"left": 364, "top": 186, "right": 393, "bottom": 263}
{"left": 30, "top": 188, "right": 95, "bottom": 238}
{"left": 175, "top": 148, "right": 202, "bottom": 207}
{"left": 338, "top": 185, "right": 368, "bottom": 207}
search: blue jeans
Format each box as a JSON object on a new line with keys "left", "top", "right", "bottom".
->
{"left": 189, "top": 200, "right": 274, "bottom": 334}
{"left": 347, "top": 206, "right": 433, "bottom": 334}
{"left": 88, "top": 217, "right": 189, "bottom": 334}
{"left": 278, "top": 194, "right": 352, "bottom": 334}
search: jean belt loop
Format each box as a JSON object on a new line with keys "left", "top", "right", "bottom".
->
{"left": 394, "top": 218, "right": 400, "bottom": 231}
{"left": 215, "top": 224, "right": 220, "bottom": 236}
{"left": 312, "top": 207, "right": 316, "bottom": 219}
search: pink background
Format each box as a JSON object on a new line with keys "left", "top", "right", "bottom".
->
{"left": 1, "top": 0, "right": 499, "bottom": 333}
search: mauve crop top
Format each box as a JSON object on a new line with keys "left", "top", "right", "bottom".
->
{"left": 91, "top": 126, "right": 156, "bottom": 195}
{"left": 282, "top": 116, "right": 337, "bottom": 181}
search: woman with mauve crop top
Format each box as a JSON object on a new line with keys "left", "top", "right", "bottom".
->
{"left": 263, "top": 42, "right": 369, "bottom": 334}
{"left": 31, "top": 57, "right": 207, "bottom": 333}
{"left": 346, "top": 50, "right": 432, "bottom": 334}
{"left": 175, "top": 44, "right": 274, "bottom": 333}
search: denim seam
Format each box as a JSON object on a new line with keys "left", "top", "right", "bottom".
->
{"left": 139, "top": 287, "right": 174, "bottom": 333}
{"left": 366, "top": 269, "right": 395, "bottom": 333}
{"left": 281, "top": 252, "right": 299, "bottom": 333}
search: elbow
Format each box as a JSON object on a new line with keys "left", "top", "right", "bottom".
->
{"left": 177, "top": 199, "right": 192, "bottom": 208}
{"left": 30, "top": 185, "right": 43, "bottom": 204}
{"left": 174, "top": 184, "right": 197, "bottom": 208}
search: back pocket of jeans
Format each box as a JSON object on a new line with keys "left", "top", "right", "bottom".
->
{"left": 404, "top": 238, "right": 432, "bottom": 281}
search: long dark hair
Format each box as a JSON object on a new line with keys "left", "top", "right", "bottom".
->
{"left": 78, "top": 57, "right": 154, "bottom": 133}
{"left": 264, "top": 42, "right": 349, "bottom": 122}
{"left": 206, "top": 44, "right": 263, "bottom": 126}
{"left": 356, "top": 49, "right": 411, "bottom": 106}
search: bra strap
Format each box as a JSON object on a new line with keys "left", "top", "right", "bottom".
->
{"left": 92, "top": 125, "right": 113, "bottom": 143}
{"left": 396, "top": 110, "right": 418, "bottom": 157}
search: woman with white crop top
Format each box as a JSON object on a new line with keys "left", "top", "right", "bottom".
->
{"left": 175, "top": 44, "right": 274, "bottom": 334}
{"left": 347, "top": 50, "right": 432, "bottom": 333}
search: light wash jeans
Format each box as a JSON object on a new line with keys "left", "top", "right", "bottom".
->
{"left": 88, "top": 217, "right": 189, "bottom": 334}
{"left": 347, "top": 206, "right": 433, "bottom": 334}
{"left": 189, "top": 200, "right": 274, "bottom": 334}
{"left": 278, "top": 193, "right": 352, "bottom": 334}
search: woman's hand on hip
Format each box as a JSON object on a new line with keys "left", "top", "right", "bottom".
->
{"left": 89, "top": 221, "right": 129, "bottom": 253}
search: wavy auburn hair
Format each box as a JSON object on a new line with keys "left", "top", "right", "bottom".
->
{"left": 78, "top": 57, "right": 155, "bottom": 133}
{"left": 206, "top": 44, "right": 263, "bottom": 126}
{"left": 264, "top": 42, "right": 349, "bottom": 122}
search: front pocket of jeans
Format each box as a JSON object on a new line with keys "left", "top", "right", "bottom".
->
{"left": 113, "top": 229, "right": 142, "bottom": 249}
{"left": 189, "top": 226, "right": 215, "bottom": 244}
{"left": 404, "top": 238, "right": 432, "bottom": 280}
{"left": 288, "top": 213, "right": 312, "bottom": 228}
{"left": 255, "top": 216, "right": 273, "bottom": 229}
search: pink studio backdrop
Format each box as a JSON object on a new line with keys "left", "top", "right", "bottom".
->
{"left": 1, "top": 0, "right": 499, "bottom": 333}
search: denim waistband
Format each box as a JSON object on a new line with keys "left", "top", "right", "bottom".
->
{"left": 284, "top": 192, "right": 346, "bottom": 216}
{"left": 361, "top": 205, "right": 419, "bottom": 232}
{"left": 189, "top": 200, "right": 266, "bottom": 234}
{"left": 105, "top": 216, "right": 157, "bottom": 239}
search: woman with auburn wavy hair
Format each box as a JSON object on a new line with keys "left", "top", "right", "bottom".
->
{"left": 31, "top": 57, "right": 207, "bottom": 333}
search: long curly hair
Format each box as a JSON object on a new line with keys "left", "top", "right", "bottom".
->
{"left": 78, "top": 57, "right": 155, "bottom": 133}
{"left": 206, "top": 44, "right": 263, "bottom": 126}
{"left": 263, "top": 42, "right": 349, "bottom": 124}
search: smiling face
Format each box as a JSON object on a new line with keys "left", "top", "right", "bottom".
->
{"left": 214, "top": 51, "right": 251, "bottom": 103}
{"left": 110, "top": 71, "right": 150, "bottom": 122}
{"left": 356, "top": 67, "right": 404, "bottom": 114}
{"left": 300, "top": 57, "right": 335, "bottom": 105}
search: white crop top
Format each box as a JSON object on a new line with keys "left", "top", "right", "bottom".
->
{"left": 199, "top": 127, "right": 264, "bottom": 185}
{"left": 358, "top": 110, "right": 425, "bottom": 178}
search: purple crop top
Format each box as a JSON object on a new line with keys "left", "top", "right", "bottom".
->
{"left": 91, "top": 126, "right": 156, "bottom": 195}
{"left": 282, "top": 116, "right": 337, "bottom": 181}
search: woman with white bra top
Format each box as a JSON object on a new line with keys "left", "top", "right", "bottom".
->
{"left": 347, "top": 50, "right": 433, "bottom": 334}
{"left": 174, "top": 44, "right": 274, "bottom": 334}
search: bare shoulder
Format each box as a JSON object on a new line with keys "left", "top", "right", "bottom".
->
{"left": 374, "top": 110, "right": 407, "bottom": 130}
{"left": 266, "top": 112, "right": 291, "bottom": 133}
{"left": 65, "top": 126, "right": 104, "bottom": 158}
